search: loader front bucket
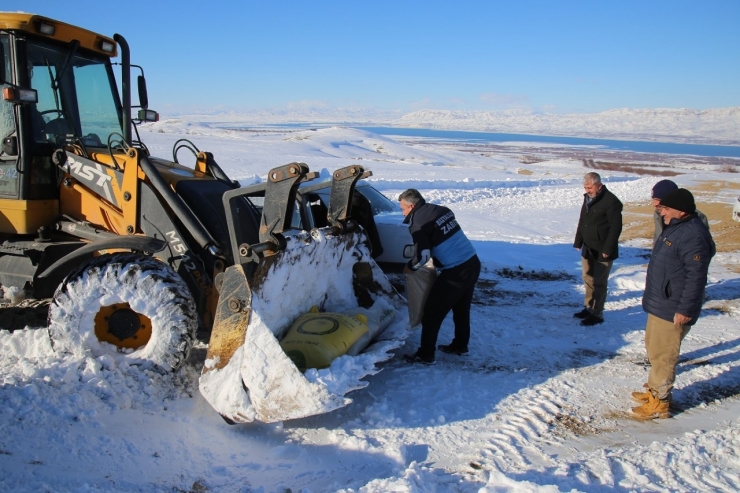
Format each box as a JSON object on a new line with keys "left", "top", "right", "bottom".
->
{"left": 199, "top": 228, "right": 409, "bottom": 423}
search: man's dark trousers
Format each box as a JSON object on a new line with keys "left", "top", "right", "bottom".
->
{"left": 419, "top": 255, "right": 481, "bottom": 359}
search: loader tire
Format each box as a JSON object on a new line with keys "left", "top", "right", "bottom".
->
{"left": 48, "top": 253, "right": 196, "bottom": 371}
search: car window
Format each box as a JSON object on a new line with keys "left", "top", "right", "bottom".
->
{"left": 246, "top": 195, "right": 303, "bottom": 230}
{"left": 308, "top": 184, "right": 399, "bottom": 218}
{"left": 357, "top": 186, "right": 399, "bottom": 215}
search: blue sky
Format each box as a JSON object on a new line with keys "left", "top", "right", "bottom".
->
{"left": 9, "top": 1, "right": 740, "bottom": 115}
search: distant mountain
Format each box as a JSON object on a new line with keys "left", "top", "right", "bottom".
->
{"left": 164, "top": 107, "right": 740, "bottom": 145}
{"left": 168, "top": 108, "right": 405, "bottom": 125}
{"left": 394, "top": 108, "right": 740, "bottom": 145}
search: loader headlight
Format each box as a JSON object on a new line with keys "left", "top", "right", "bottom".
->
{"left": 37, "top": 22, "right": 56, "bottom": 36}
{"left": 100, "top": 40, "right": 115, "bottom": 53}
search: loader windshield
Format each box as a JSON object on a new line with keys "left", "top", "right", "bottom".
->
{"left": 27, "top": 38, "right": 122, "bottom": 147}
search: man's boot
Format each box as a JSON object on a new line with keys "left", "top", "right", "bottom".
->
{"left": 631, "top": 392, "right": 670, "bottom": 419}
{"left": 631, "top": 383, "right": 651, "bottom": 403}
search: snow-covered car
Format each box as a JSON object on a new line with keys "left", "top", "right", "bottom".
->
{"left": 734, "top": 195, "right": 740, "bottom": 222}
{"left": 245, "top": 181, "right": 413, "bottom": 272}
{"left": 299, "top": 182, "right": 414, "bottom": 272}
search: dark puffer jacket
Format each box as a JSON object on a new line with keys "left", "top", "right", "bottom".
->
{"left": 642, "top": 214, "right": 716, "bottom": 325}
{"left": 573, "top": 185, "right": 623, "bottom": 260}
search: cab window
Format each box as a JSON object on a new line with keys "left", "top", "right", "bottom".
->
{"left": 0, "top": 35, "right": 19, "bottom": 198}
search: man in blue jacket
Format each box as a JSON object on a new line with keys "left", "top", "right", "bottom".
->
{"left": 650, "top": 179, "right": 709, "bottom": 247}
{"left": 632, "top": 188, "right": 715, "bottom": 419}
{"left": 398, "top": 189, "right": 480, "bottom": 365}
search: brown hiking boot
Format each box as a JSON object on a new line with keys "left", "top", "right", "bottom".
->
{"left": 631, "top": 392, "right": 670, "bottom": 419}
{"left": 631, "top": 383, "right": 651, "bottom": 403}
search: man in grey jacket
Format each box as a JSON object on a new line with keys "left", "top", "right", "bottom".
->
{"left": 632, "top": 188, "right": 715, "bottom": 419}
{"left": 651, "top": 180, "right": 709, "bottom": 246}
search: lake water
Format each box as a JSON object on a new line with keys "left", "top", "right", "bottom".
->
{"left": 355, "top": 127, "right": 740, "bottom": 159}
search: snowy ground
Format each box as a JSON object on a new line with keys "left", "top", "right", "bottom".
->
{"left": 1, "top": 121, "right": 740, "bottom": 492}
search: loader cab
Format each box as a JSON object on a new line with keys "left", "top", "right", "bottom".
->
{"left": 1, "top": 14, "right": 124, "bottom": 234}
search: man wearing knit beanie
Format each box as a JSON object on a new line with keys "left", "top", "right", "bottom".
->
{"left": 651, "top": 179, "right": 678, "bottom": 201}
{"left": 659, "top": 188, "right": 696, "bottom": 214}
{"left": 632, "top": 187, "right": 715, "bottom": 419}
{"left": 650, "top": 180, "right": 709, "bottom": 246}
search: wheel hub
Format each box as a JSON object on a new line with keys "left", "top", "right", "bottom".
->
{"left": 94, "top": 302, "right": 153, "bottom": 350}
{"left": 107, "top": 308, "right": 142, "bottom": 340}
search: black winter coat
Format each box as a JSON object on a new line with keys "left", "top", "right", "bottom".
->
{"left": 642, "top": 214, "right": 715, "bottom": 325}
{"left": 573, "top": 185, "right": 623, "bottom": 260}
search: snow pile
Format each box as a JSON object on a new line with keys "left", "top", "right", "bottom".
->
{"left": 199, "top": 229, "right": 410, "bottom": 423}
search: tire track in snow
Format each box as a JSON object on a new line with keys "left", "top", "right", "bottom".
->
{"left": 476, "top": 386, "right": 574, "bottom": 470}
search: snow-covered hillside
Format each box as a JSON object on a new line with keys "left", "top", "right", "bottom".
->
{"left": 395, "top": 107, "right": 740, "bottom": 145}
{"left": 165, "top": 106, "right": 740, "bottom": 146}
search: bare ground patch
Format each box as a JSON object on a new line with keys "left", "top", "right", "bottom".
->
{"left": 621, "top": 180, "right": 740, "bottom": 272}
{"left": 583, "top": 159, "right": 682, "bottom": 176}
{"left": 495, "top": 267, "right": 575, "bottom": 281}
{"left": 551, "top": 412, "right": 604, "bottom": 437}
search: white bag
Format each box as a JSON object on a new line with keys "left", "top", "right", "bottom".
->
{"left": 406, "top": 260, "right": 437, "bottom": 327}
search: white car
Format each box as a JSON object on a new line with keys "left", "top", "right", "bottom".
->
{"left": 245, "top": 181, "right": 414, "bottom": 272}
{"left": 301, "top": 182, "right": 414, "bottom": 272}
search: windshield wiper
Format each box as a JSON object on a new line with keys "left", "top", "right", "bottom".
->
{"left": 52, "top": 39, "right": 79, "bottom": 90}
{"left": 44, "top": 40, "right": 80, "bottom": 142}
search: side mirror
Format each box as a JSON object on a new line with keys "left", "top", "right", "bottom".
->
{"left": 137, "top": 109, "right": 159, "bottom": 122}
{"left": 137, "top": 74, "right": 148, "bottom": 110}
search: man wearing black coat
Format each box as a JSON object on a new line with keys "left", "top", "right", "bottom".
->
{"left": 573, "top": 172, "right": 623, "bottom": 326}
{"left": 631, "top": 188, "right": 715, "bottom": 419}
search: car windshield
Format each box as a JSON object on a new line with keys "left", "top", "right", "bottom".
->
{"left": 312, "top": 184, "right": 400, "bottom": 215}
{"left": 356, "top": 185, "right": 399, "bottom": 215}
{"left": 27, "top": 38, "right": 122, "bottom": 147}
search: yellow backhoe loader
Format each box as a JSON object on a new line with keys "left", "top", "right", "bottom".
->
{"left": 0, "top": 13, "right": 408, "bottom": 423}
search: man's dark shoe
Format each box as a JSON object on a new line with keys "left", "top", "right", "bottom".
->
{"left": 403, "top": 352, "right": 436, "bottom": 365}
{"left": 437, "top": 343, "right": 469, "bottom": 355}
{"left": 580, "top": 314, "right": 604, "bottom": 326}
{"left": 573, "top": 308, "right": 591, "bottom": 319}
